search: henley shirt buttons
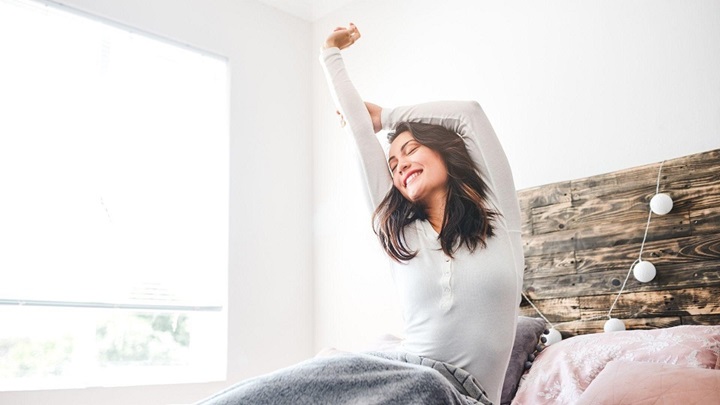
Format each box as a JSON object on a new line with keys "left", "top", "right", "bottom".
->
{"left": 440, "top": 257, "right": 454, "bottom": 310}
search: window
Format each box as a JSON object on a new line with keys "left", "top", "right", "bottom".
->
{"left": 0, "top": 0, "right": 228, "bottom": 390}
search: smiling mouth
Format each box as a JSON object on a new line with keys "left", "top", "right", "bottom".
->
{"left": 404, "top": 171, "right": 421, "bottom": 187}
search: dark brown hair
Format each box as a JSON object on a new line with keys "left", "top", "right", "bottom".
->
{"left": 372, "top": 121, "right": 498, "bottom": 262}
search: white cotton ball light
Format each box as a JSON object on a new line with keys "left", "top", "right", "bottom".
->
{"left": 604, "top": 318, "right": 626, "bottom": 332}
{"left": 650, "top": 193, "right": 673, "bottom": 215}
{"left": 542, "top": 328, "right": 563, "bottom": 346}
{"left": 633, "top": 260, "right": 657, "bottom": 283}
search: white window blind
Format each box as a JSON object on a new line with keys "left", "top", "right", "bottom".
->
{"left": 0, "top": 0, "right": 228, "bottom": 389}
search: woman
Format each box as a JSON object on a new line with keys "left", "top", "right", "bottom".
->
{"left": 197, "top": 24, "right": 524, "bottom": 405}
{"left": 320, "top": 24, "right": 524, "bottom": 405}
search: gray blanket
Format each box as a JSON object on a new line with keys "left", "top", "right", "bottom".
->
{"left": 196, "top": 352, "right": 492, "bottom": 405}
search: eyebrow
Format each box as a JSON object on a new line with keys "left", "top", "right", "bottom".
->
{"left": 387, "top": 139, "right": 415, "bottom": 166}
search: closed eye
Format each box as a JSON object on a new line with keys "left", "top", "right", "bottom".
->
{"left": 388, "top": 158, "right": 397, "bottom": 173}
{"left": 388, "top": 140, "right": 419, "bottom": 174}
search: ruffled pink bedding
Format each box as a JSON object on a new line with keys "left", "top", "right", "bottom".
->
{"left": 511, "top": 325, "right": 720, "bottom": 405}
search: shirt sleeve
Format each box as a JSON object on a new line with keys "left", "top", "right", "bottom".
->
{"left": 381, "top": 101, "right": 521, "bottom": 232}
{"left": 319, "top": 47, "right": 393, "bottom": 209}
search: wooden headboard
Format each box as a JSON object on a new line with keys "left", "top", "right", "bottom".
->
{"left": 518, "top": 149, "right": 720, "bottom": 336}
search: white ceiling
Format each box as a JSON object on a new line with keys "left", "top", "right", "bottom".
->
{"left": 255, "top": 0, "right": 359, "bottom": 22}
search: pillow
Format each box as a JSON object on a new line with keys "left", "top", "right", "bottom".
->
{"left": 512, "top": 325, "right": 720, "bottom": 405}
{"left": 500, "top": 316, "right": 546, "bottom": 405}
{"left": 575, "top": 360, "right": 720, "bottom": 405}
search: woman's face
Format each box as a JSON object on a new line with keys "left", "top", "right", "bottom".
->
{"left": 388, "top": 131, "right": 448, "bottom": 204}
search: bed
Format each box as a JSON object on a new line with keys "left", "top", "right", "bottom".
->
{"left": 504, "top": 148, "right": 720, "bottom": 404}
{"left": 197, "top": 149, "right": 720, "bottom": 404}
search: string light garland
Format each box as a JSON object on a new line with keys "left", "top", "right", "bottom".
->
{"left": 524, "top": 161, "right": 673, "bottom": 341}
{"left": 605, "top": 160, "right": 671, "bottom": 331}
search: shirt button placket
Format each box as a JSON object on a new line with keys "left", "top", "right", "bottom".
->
{"left": 439, "top": 256, "right": 453, "bottom": 310}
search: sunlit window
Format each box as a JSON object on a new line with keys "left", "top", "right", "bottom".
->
{"left": 0, "top": 0, "right": 228, "bottom": 390}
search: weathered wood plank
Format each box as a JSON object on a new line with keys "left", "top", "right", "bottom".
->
{"left": 571, "top": 168, "right": 661, "bottom": 204}
{"left": 551, "top": 319, "right": 588, "bottom": 335}
{"left": 523, "top": 261, "right": 720, "bottom": 299}
{"left": 517, "top": 181, "right": 572, "bottom": 210}
{"left": 678, "top": 233, "right": 720, "bottom": 260}
{"left": 691, "top": 204, "right": 720, "bottom": 235}
{"left": 560, "top": 183, "right": 716, "bottom": 239}
{"left": 575, "top": 235, "right": 720, "bottom": 274}
{"left": 524, "top": 269, "right": 630, "bottom": 299}
{"left": 524, "top": 250, "right": 577, "bottom": 278}
{"left": 661, "top": 150, "right": 720, "bottom": 187}
{"left": 559, "top": 317, "right": 683, "bottom": 336}
{"left": 571, "top": 212, "right": 692, "bottom": 250}
{"left": 681, "top": 314, "right": 720, "bottom": 325}
{"left": 520, "top": 207, "right": 533, "bottom": 238}
{"left": 522, "top": 229, "right": 576, "bottom": 257}
{"left": 577, "top": 287, "right": 720, "bottom": 320}
{"left": 569, "top": 150, "right": 720, "bottom": 203}
{"left": 530, "top": 199, "right": 691, "bottom": 241}
{"left": 529, "top": 201, "right": 576, "bottom": 235}
{"left": 519, "top": 296, "right": 579, "bottom": 323}
{"left": 668, "top": 183, "right": 720, "bottom": 213}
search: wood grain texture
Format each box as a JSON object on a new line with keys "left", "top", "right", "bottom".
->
{"left": 518, "top": 149, "right": 720, "bottom": 335}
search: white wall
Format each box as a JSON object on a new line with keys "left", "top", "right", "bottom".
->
{"left": 312, "top": 0, "right": 720, "bottom": 351}
{"left": 0, "top": 1, "right": 314, "bottom": 404}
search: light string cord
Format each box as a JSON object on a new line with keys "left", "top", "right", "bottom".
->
{"left": 523, "top": 160, "right": 667, "bottom": 327}
{"left": 521, "top": 291, "right": 554, "bottom": 329}
{"left": 606, "top": 257, "right": 642, "bottom": 319}
{"left": 607, "top": 160, "right": 665, "bottom": 319}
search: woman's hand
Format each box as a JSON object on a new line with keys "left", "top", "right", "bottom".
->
{"left": 335, "top": 102, "right": 382, "bottom": 133}
{"left": 323, "top": 23, "right": 361, "bottom": 50}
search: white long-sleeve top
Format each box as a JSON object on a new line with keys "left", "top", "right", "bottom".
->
{"left": 320, "top": 47, "right": 524, "bottom": 405}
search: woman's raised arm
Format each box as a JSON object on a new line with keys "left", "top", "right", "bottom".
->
{"left": 319, "top": 24, "right": 392, "bottom": 209}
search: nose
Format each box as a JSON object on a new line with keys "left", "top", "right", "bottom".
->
{"left": 398, "top": 159, "right": 411, "bottom": 175}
